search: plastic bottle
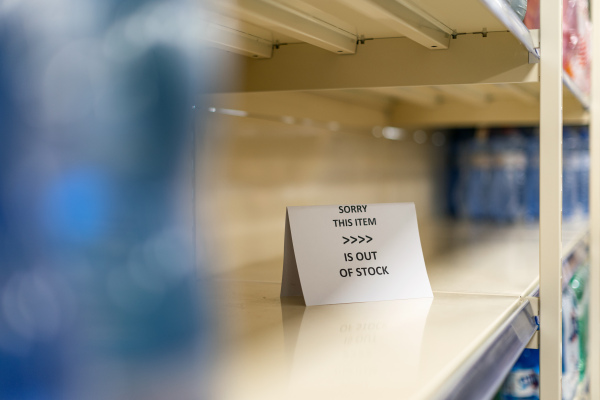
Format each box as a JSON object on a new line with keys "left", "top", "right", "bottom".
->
{"left": 464, "top": 132, "right": 492, "bottom": 220}
{"left": 563, "top": 282, "right": 580, "bottom": 399}
{"left": 448, "top": 130, "right": 472, "bottom": 218}
{"left": 571, "top": 264, "right": 589, "bottom": 384}
{"left": 563, "top": 0, "right": 578, "bottom": 80}
{"left": 498, "top": 349, "right": 540, "bottom": 400}
{"left": 0, "top": 1, "right": 210, "bottom": 400}
{"left": 576, "top": 127, "right": 590, "bottom": 215}
{"left": 524, "top": 133, "right": 540, "bottom": 221}
{"left": 506, "top": 0, "right": 528, "bottom": 20}
{"left": 563, "top": 128, "right": 580, "bottom": 220}
{"left": 488, "top": 131, "right": 527, "bottom": 222}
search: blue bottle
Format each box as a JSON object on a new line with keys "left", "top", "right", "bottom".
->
{"left": 455, "top": 138, "right": 472, "bottom": 218}
{"left": 524, "top": 134, "right": 540, "bottom": 221}
{"left": 577, "top": 127, "right": 590, "bottom": 215}
{"left": 488, "top": 131, "right": 527, "bottom": 222}
{"left": 563, "top": 128, "right": 580, "bottom": 220}
{"left": 499, "top": 349, "right": 540, "bottom": 400}
{"left": 464, "top": 135, "right": 492, "bottom": 220}
{"left": 0, "top": 1, "right": 211, "bottom": 400}
{"left": 447, "top": 130, "right": 472, "bottom": 218}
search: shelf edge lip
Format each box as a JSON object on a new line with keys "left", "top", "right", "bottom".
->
{"left": 429, "top": 299, "right": 537, "bottom": 400}
{"left": 563, "top": 73, "right": 591, "bottom": 110}
{"left": 479, "top": 0, "right": 539, "bottom": 58}
{"left": 523, "top": 278, "right": 540, "bottom": 298}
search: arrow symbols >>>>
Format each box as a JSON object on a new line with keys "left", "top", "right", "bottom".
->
{"left": 342, "top": 235, "right": 373, "bottom": 244}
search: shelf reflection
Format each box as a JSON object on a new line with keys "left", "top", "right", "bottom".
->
{"left": 280, "top": 297, "right": 433, "bottom": 397}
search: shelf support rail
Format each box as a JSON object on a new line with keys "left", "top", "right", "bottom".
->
{"left": 539, "top": 0, "right": 563, "bottom": 398}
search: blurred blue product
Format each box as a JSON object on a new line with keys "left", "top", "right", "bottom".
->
{"left": 524, "top": 134, "right": 540, "bottom": 221}
{"left": 453, "top": 136, "right": 472, "bottom": 218}
{"left": 446, "top": 129, "right": 473, "bottom": 217}
{"left": 563, "top": 128, "right": 580, "bottom": 220}
{"left": 498, "top": 349, "right": 540, "bottom": 400}
{"left": 445, "top": 138, "right": 460, "bottom": 217}
{"left": 562, "top": 284, "right": 580, "bottom": 399}
{"left": 464, "top": 135, "right": 492, "bottom": 220}
{"left": 577, "top": 127, "right": 590, "bottom": 215}
{"left": 488, "top": 131, "right": 527, "bottom": 222}
{"left": 487, "top": 135, "right": 505, "bottom": 221}
{"left": 0, "top": 1, "right": 211, "bottom": 400}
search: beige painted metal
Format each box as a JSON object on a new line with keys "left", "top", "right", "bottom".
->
{"left": 216, "top": 0, "right": 358, "bottom": 54}
{"left": 498, "top": 84, "right": 539, "bottom": 105}
{"left": 526, "top": 297, "right": 540, "bottom": 349}
{"left": 208, "top": 0, "right": 528, "bottom": 49}
{"left": 212, "top": 283, "right": 522, "bottom": 400}
{"left": 390, "top": 90, "right": 587, "bottom": 129}
{"left": 309, "top": 89, "right": 395, "bottom": 113}
{"left": 414, "top": 0, "right": 517, "bottom": 33}
{"left": 336, "top": 0, "right": 451, "bottom": 49}
{"left": 219, "top": 32, "right": 538, "bottom": 92}
{"left": 206, "top": 21, "right": 274, "bottom": 59}
{"left": 371, "top": 86, "right": 440, "bottom": 108}
{"left": 539, "top": 0, "right": 563, "bottom": 397}
{"left": 434, "top": 85, "right": 490, "bottom": 107}
{"left": 206, "top": 91, "right": 388, "bottom": 126}
{"left": 589, "top": 0, "right": 600, "bottom": 397}
{"left": 307, "top": 0, "right": 520, "bottom": 35}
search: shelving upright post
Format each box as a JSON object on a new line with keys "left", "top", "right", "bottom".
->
{"left": 539, "top": 0, "right": 563, "bottom": 397}
{"left": 590, "top": 0, "right": 600, "bottom": 397}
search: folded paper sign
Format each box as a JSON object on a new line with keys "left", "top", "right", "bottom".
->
{"left": 281, "top": 203, "right": 433, "bottom": 306}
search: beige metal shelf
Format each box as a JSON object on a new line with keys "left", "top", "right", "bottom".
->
{"left": 204, "top": 0, "right": 590, "bottom": 127}
{"left": 428, "top": 221, "right": 588, "bottom": 298}
{"left": 200, "top": 0, "right": 599, "bottom": 398}
{"left": 211, "top": 221, "right": 589, "bottom": 399}
{"left": 213, "top": 284, "right": 533, "bottom": 400}
{"left": 205, "top": 0, "right": 524, "bottom": 53}
{"left": 204, "top": 0, "right": 541, "bottom": 95}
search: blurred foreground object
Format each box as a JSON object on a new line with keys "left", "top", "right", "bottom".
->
{"left": 0, "top": 1, "right": 210, "bottom": 399}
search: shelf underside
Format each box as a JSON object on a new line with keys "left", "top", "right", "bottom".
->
{"left": 210, "top": 31, "right": 539, "bottom": 92}
{"left": 204, "top": 0, "right": 533, "bottom": 55}
{"left": 205, "top": 0, "right": 543, "bottom": 98}
{"left": 205, "top": 0, "right": 589, "bottom": 125}
{"left": 207, "top": 78, "right": 588, "bottom": 130}
{"left": 207, "top": 30, "right": 587, "bottom": 127}
{"left": 319, "top": 81, "right": 588, "bottom": 129}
